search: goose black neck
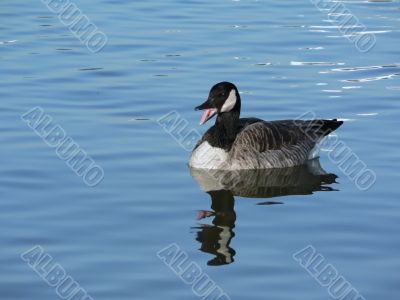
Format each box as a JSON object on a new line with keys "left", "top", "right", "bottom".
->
{"left": 211, "top": 94, "right": 241, "bottom": 151}
{"left": 216, "top": 110, "right": 240, "bottom": 139}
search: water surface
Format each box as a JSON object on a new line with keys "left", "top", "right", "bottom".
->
{"left": 1, "top": 0, "right": 400, "bottom": 299}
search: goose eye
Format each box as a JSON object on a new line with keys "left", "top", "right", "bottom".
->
{"left": 220, "top": 92, "right": 225, "bottom": 97}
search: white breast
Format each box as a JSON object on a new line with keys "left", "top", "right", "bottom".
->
{"left": 189, "top": 141, "right": 228, "bottom": 169}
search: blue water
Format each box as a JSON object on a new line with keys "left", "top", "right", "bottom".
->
{"left": 1, "top": 0, "right": 400, "bottom": 299}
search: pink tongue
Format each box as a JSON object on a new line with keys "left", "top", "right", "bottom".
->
{"left": 200, "top": 108, "right": 217, "bottom": 125}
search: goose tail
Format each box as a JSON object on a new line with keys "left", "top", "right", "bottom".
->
{"left": 319, "top": 119, "right": 343, "bottom": 136}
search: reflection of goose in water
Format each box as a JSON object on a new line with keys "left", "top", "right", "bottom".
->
{"left": 190, "top": 159, "right": 337, "bottom": 198}
{"left": 193, "top": 190, "right": 236, "bottom": 266}
{"left": 190, "top": 159, "right": 338, "bottom": 266}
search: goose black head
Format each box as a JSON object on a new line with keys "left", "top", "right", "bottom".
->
{"left": 195, "top": 82, "right": 241, "bottom": 125}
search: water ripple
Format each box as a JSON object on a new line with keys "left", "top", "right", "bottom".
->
{"left": 0, "top": 40, "right": 17, "bottom": 45}
{"left": 291, "top": 61, "right": 344, "bottom": 66}
{"left": 331, "top": 64, "right": 400, "bottom": 72}
{"left": 342, "top": 73, "right": 399, "bottom": 82}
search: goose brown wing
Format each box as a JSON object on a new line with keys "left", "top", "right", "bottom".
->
{"left": 233, "top": 119, "right": 343, "bottom": 152}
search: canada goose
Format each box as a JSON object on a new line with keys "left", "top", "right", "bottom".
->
{"left": 189, "top": 82, "right": 343, "bottom": 169}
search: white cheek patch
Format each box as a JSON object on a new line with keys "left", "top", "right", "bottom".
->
{"left": 220, "top": 89, "right": 237, "bottom": 112}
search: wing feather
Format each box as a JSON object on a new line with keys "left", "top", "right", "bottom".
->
{"left": 233, "top": 119, "right": 343, "bottom": 152}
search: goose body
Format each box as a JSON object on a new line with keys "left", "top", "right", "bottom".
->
{"left": 189, "top": 82, "right": 343, "bottom": 170}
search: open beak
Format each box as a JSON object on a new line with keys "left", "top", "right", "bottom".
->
{"left": 195, "top": 98, "right": 217, "bottom": 125}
